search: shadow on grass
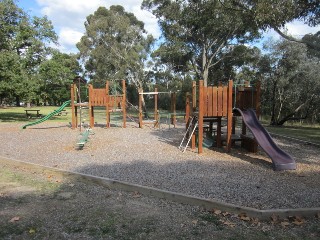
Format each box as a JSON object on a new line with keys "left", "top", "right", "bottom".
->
{"left": 265, "top": 125, "right": 320, "bottom": 145}
{"left": 0, "top": 112, "right": 28, "bottom": 122}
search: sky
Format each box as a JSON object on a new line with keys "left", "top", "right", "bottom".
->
{"left": 17, "top": 0, "right": 319, "bottom": 54}
{"left": 17, "top": 0, "right": 160, "bottom": 53}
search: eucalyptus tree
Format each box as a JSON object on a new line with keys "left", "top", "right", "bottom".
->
{"left": 77, "top": 5, "right": 154, "bottom": 95}
{"left": 142, "top": 0, "right": 260, "bottom": 86}
{"left": 258, "top": 39, "right": 320, "bottom": 125}
{"left": 38, "top": 51, "right": 81, "bottom": 105}
{"left": 302, "top": 31, "right": 320, "bottom": 59}
{"left": 0, "top": 0, "right": 57, "bottom": 105}
{"left": 225, "top": 0, "right": 320, "bottom": 51}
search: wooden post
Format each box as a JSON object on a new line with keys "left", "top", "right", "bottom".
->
{"left": 122, "top": 80, "right": 126, "bottom": 128}
{"left": 171, "top": 92, "right": 176, "bottom": 127}
{"left": 191, "top": 81, "right": 197, "bottom": 150}
{"left": 139, "top": 92, "right": 143, "bottom": 128}
{"left": 216, "top": 117, "right": 222, "bottom": 147}
{"left": 154, "top": 87, "right": 158, "bottom": 128}
{"left": 71, "top": 84, "right": 76, "bottom": 129}
{"left": 105, "top": 81, "right": 109, "bottom": 128}
{"left": 255, "top": 81, "right": 261, "bottom": 119}
{"left": 226, "top": 80, "right": 233, "bottom": 152}
{"left": 198, "top": 80, "right": 204, "bottom": 154}
{"left": 192, "top": 81, "right": 196, "bottom": 110}
{"left": 185, "top": 93, "right": 190, "bottom": 125}
{"left": 88, "top": 84, "right": 94, "bottom": 128}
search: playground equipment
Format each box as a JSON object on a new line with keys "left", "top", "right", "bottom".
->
{"left": 181, "top": 79, "right": 296, "bottom": 171}
{"left": 21, "top": 100, "right": 71, "bottom": 129}
{"left": 76, "top": 128, "right": 94, "bottom": 150}
{"left": 71, "top": 79, "right": 126, "bottom": 129}
{"left": 233, "top": 80, "right": 261, "bottom": 153}
{"left": 138, "top": 88, "right": 176, "bottom": 128}
{"left": 233, "top": 108, "right": 296, "bottom": 171}
{"left": 182, "top": 80, "right": 233, "bottom": 153}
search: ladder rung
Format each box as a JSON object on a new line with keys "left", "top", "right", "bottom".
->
{"left": 179, "top": 116, "right": 198, "bottom": 152}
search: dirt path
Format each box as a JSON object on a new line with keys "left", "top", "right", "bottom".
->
{"left": 1, "top": 163, "right": 319, "bottom": 239}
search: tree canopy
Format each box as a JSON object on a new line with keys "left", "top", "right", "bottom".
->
{"left": 254, "top": 38, "right": 320, "bottom": 125}
{"left": 0, "top": 0, "right": 58, "bottom": 105}
{"left": 222, "top": 0, "right": 320, "bottom": 50}
{"left": 142, "top": 0, "right": 320, "bottom": 87}
{"left": 77, "top": 5, "right": 154, "bottom": 90}
{"left": 38, "top": 51, "right": 81, "bottom": 105}
{"left": 142, "top": 0, "right": 261, "bottom": 86}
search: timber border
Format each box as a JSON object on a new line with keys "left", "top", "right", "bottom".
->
{"left": 1, "top": 156, "right": 319, "bottom": 221}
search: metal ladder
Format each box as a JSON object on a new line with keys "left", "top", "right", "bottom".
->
{"left": 179, "top": 116, "right": 198, "bottom": 152}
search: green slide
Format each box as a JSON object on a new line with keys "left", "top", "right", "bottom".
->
{"left": 22, "top": 100, "right": 71, "bottom": 129}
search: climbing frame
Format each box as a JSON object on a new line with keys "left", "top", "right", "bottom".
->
{"left": 71, "top": 79, "right": 126, "bottom": 129}
{"left": 197, "top": 80, "right": 233, "bottom": 153}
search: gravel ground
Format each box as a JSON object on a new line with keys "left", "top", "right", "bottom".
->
{"left": 0, "top": 121, "right": 319, "bottom": 210}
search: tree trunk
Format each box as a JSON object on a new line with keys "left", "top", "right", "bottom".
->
{"left": 202, "top": 67, "right": 209, "bottom": 87}
{"left": 138, "top": 87, "right": 148, "bottom": 119}
{"left": 275, "top": 101, "right": 310, "bottom": 126}
{"left": 15, "top": 96, "right": 20, "bottom": 107}
{"left": 201, "top": 44, "right": 209, "bottom": 87}
{"left": 270, "top": 80, "right": 277, "bottom": 125}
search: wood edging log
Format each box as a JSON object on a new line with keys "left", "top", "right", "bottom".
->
{"left": 0, "top": 156, "right": 319, "bottom": 221}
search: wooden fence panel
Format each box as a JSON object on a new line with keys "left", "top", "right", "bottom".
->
{"left": 203, "top": 86, "right": 208, "bottom": 116}
{"left": 212, "top": 87, "right": 217, "bottom": 116}
{"left": 207, "top": 87, "right": 213, "bottom": 116}
{"left": 223, "top": 86, "right": 228, "bottom": 116}
{"left": 217, "top": 86, "right": 223, "bottom": 116}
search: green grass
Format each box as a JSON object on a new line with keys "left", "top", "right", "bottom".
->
{"left": 0, "top": 106, "right": 71, "bottom": 123}
{"left": 264, "top": 125, "right": 320, "bottom": 145}
{"left": 0, "top": 165, "right": 61, "bottom": 193}
{"left": 253, "top": 116, "right": 320, "bottom": 145}
{"left": 1, "top": 106, "right": 320, "bottom": 144}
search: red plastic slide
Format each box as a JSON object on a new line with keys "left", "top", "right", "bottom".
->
{"left": 234, "top": 108, "right": 296, "bottom": 171}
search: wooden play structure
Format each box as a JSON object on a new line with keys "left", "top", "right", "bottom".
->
{"left": 182, "top": 79, "right": 260, "bottom": 154}
{"left": 138, "top": 88, "right": 176, "bottom": 128}
{"left": 71, "top": 78, "right": 126, "bottom": 129}
{"left": 233, "top": 80, "right": 261, "bottom": 152}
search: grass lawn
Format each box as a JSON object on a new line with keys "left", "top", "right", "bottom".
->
{"left": 1, "top": 106, "right": 319, "bottom": 144}
{"left": 0, "top": 106, "right": 71, "bottom": 123}
{"left": 264, "top": 125, "right": 320, "bottom": 145}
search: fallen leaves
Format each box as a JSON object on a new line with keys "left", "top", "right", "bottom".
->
{"left": 212, "top": 209, "right": 221, "bottom": 215}
{"left": 204, "top": 209, "right": 313, "bottom": 230}
{"left": 270, "top": 214, "right": 278, "bottom": 224}
{"left": 271, "top": 215, "right": 306, "bottom": 227}
{"left": 292, "top": 219, "right": 305, "bottom": 226}
{"left": 292, "top": 216, "right": 305, "bottom": 226}
{"left": 132, "top": 191, "right": 141, "bottom": 198}
{"left": 46, "top": 174, "right": 62, "bottom": 183}
{"left": 280, "top": 221, "right": 290, "bottom": 227}
{"left": 238, "top": 213, "right": 251, "bottom": 221}
{"left": 192, "top": 220, "right": 198, "bottom": 225}
{"left": 9, "top": 216, "right": 20, "bottom": 222}
{"left": 221, "top": 220, "right": 236, "bottom": 228}
{"left": 222, "top": 212, "right": 231, "bottom": 217}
